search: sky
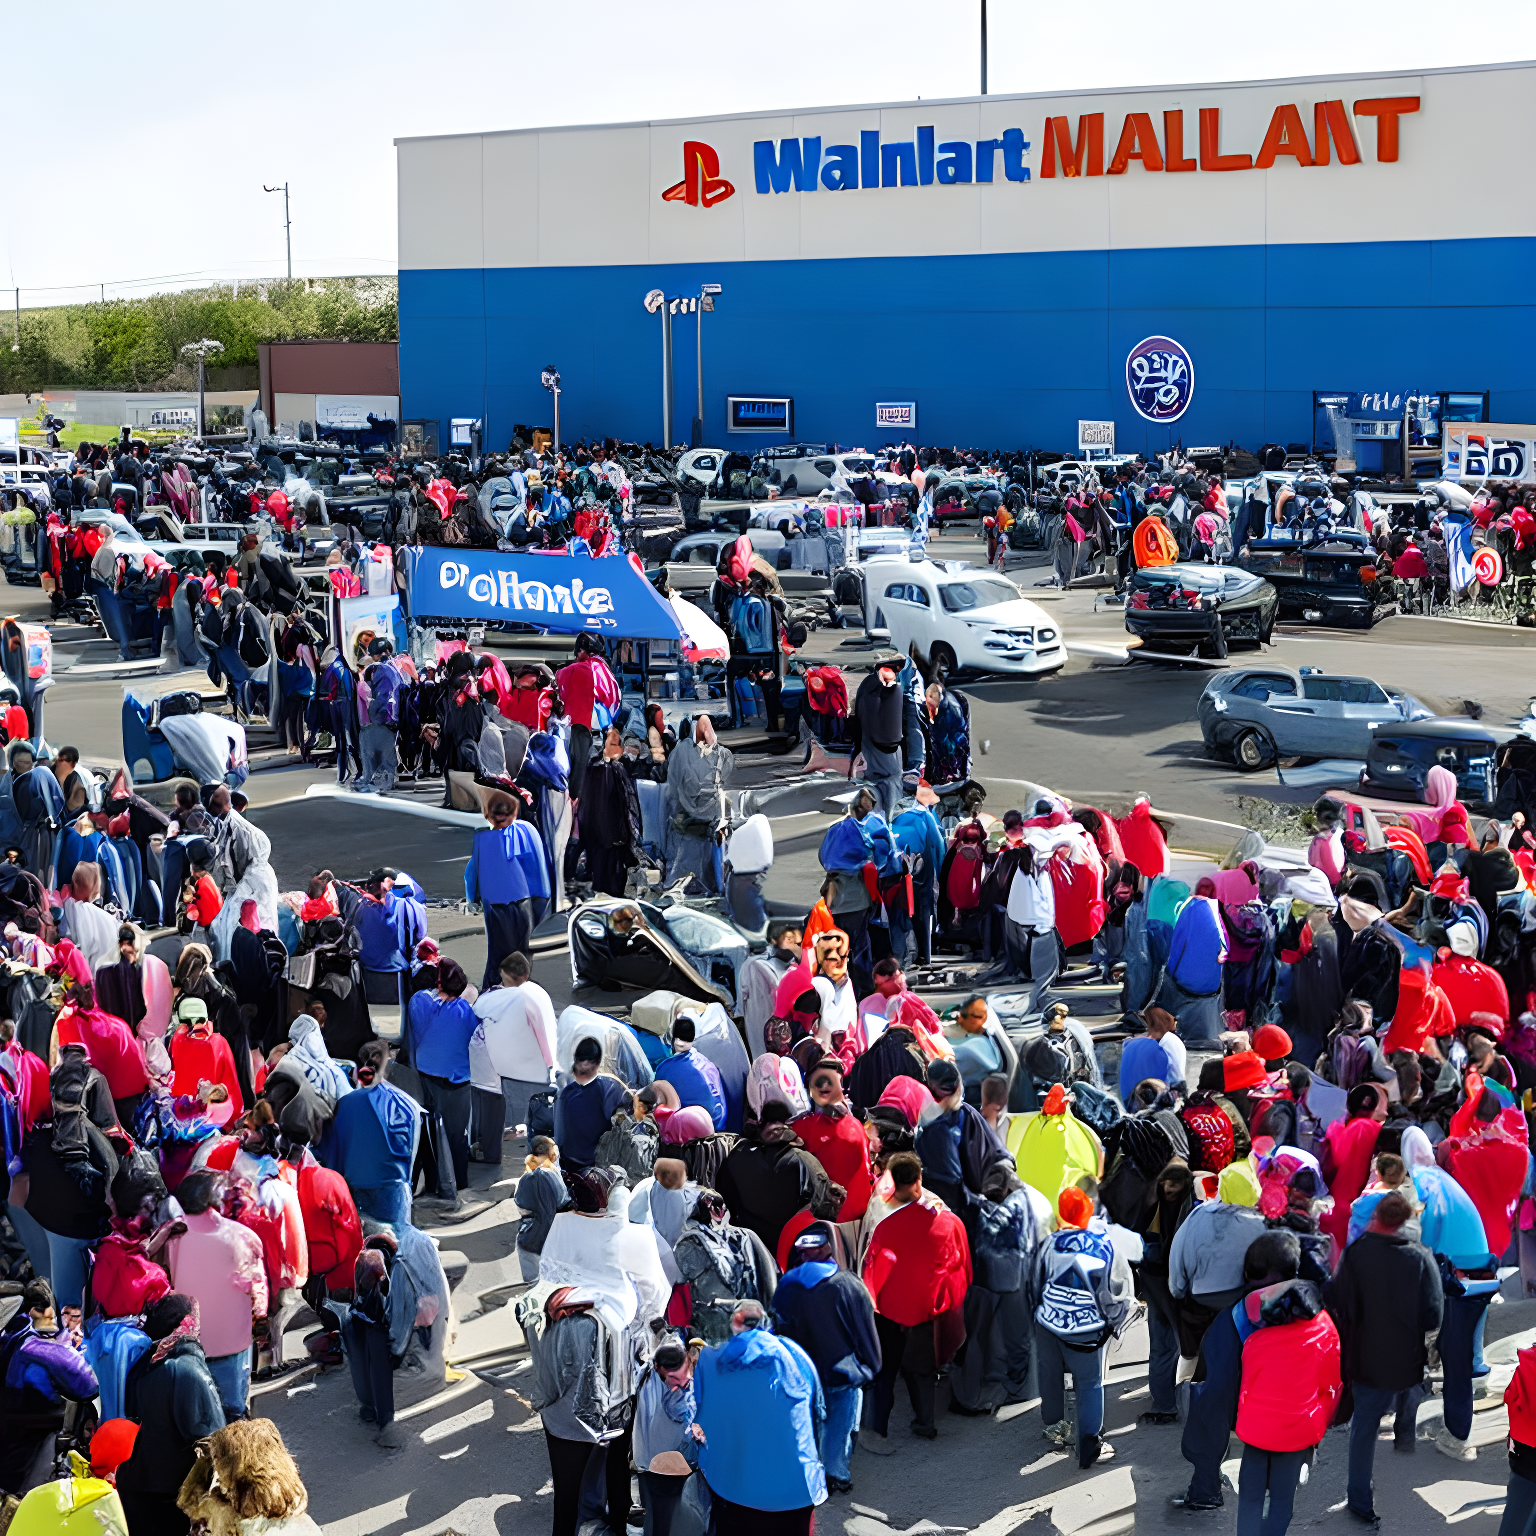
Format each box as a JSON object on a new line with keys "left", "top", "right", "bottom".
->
{"left": 5, "top": 0, "right": 1535, "bottom": 304}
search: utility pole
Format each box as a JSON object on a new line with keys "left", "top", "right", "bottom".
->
{"left": 264, "top": 182, "right": 292, "bottom": 279}
{"left": 181, "top": 339, "right": 225, "bottom": 438}
{"left": 11, "top": 289, "right": 17, "bottom": 353}
{"left": 981, "top": 0, "right": 988, "bottom": 95}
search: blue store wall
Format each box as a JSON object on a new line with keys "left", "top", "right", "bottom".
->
{"left": 399, "top": 236, "right": 1536, "bottom": 455}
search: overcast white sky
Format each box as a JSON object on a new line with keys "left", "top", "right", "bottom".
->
{"left": 5, "top": 0, "right": 1534, "bottom": 303}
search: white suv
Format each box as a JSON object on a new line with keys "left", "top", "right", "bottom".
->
{"left": 863, "top": 556, "right": 1066, "bottom": 677}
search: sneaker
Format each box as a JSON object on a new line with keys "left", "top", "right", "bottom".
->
{"left": 826, "top": 1475, "right": 853, "bottom": 1494}
{"left": 1139, "top": 1410, "right": 1179, "bottom": 1426}
{"left": 1078, "top": 1436, "right": 1114, "bottom": 1470}
{"left": 1170, "top": 1494, "right": 1223, "bottom": 1513}
{"left": 1434, "top": 1427, "right": 1476, "bottom": 1462}
{"left": 857, "top": 1428, "right": 895, "bottom": 1457}
{"left": 910, "top": 1422, "right": 938, "bottom": 1440}
{"left": 1346, "top": 1508, "right": 1381, "bottom": 1530}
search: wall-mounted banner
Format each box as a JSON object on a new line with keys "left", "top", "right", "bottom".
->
{"left": 1126, "top": 336, "right": 1194, "bottom": 423}
{"left": 1078, "top": 420, "right": 1116, "bottom": 452}
{"left": 403, "top": 547, "right": 684, "bottom": 638}
{"left": 876, "top": 402, "right": 917, "bottom": 432}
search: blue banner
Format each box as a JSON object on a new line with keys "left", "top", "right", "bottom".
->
{"left": 402, "top": 547, "right": 684, "bottom": 639}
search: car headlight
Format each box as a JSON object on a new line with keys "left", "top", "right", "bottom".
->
{"left": 1038, "top": 628, "right": 1055, "bottom": 643}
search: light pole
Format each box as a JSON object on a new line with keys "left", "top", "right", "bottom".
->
{"left": 541, "top": 366, "right": 562, "bottom": 456}
{"left": 981, "top": 0, "right": 988, "bottom": 94}
{"left": 694, "top": 283, "right": 722, "bottom": 447}
{"left": 180, "top": 338, "right": 225, "bottom": 438}
{"left": 263, "top": 182, "right": 292, "bottom": 279}
{"left": 644, "top": 289, "right": 672, "bottom": 447}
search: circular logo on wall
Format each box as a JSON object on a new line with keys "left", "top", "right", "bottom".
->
{"left": 1126, "top": 335, "right": 1195, "bottom": 423}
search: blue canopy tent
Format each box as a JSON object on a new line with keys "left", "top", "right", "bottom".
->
{"left": 400, "top": 547, "right": 685, "bottom": 641}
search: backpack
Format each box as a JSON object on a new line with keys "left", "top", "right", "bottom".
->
{"left": 526, "top": 1089, "right": 557, "bottom": 1141}
{"left": 1327, "top": 1027, "right": 1373, "bottom": 1091}
{"left": 1035, "top": 1227, "right": 1116, "bottom": 1351}
{"left": 972, "top": 1193, "right": 1026, "bottom": 1294}
{"left": 1181, "top": 1101, "right": 1235, "bottom": 1173}
{"left": 729, "top": 593, "right": 774, "bottom": 655}
{"left": 594, "top": 1112, "right": 658, "bottom": 1184}
{"left": 946, "top": 822, "right": 988, "bottom": 911}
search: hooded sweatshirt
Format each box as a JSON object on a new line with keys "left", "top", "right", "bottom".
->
{"left": 1401, "top": 1125, "right": 1492, "bottom": 1265}
{"left": 693, "top": 1328, "right": 826, "bottom": 1512}
{"left": 1168, "top": 1161, "right": 1266, "bottom": 1298}
{"left": 1167, "top": 895, "right": 1228, "bottom": 995}
{"left": 772, "top": 1258, "right": 883, "bottom": 1388}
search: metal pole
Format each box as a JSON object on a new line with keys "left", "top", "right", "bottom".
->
{"left": 696, "top": 297, "right": 704, "bottom": 443}
{"left": 552, "top": 387, "right": 561, "bottom": 456}
{"left": 284, "top": 183, "right": 292, "bottom": 280}
{"left": 661, "top": 304, "right": 674, "bottom": 448}
{"left": 981, "top": 0, "right": 988, "bottom": 95}
{"left": 198, "top": 356, "right": 206, "bottom": 439}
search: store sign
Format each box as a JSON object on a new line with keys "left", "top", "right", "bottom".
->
{"left": 876, "top": 401, "right": 917, "bottom": 431}
{"left": 149, "top": 407, "right": 197, "bottom": 429}
{"left": 1450, "top": 434, "right": 1536, "bottom": 482}
{"left": 1078, "top": 420, "right": 1116, "bottom": 452}
{"left": 1126, "top": 337, "right": 1194, "bottom": 424}
{"left": 716, "top": 97, "right": 1420, "bottom": 205}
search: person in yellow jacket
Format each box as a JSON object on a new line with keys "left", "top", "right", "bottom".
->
{"left": 1010, "top": 1083, "right": 1104, "bottom": 1203}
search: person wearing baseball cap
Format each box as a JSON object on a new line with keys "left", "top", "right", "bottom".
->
{"left": 772, "top": 1223, "right": 880, "bottom": 1493}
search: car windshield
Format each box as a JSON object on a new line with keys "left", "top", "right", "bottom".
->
{"left": 843, "top": 458, "right": 875, "bottom": 473}
{"left": 938, "top": 578, "right": 1021, "bottom": 612}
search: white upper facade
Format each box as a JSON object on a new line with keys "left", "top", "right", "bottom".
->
{"left": 397, "top": 61, "right": 1536, "bottom": 271}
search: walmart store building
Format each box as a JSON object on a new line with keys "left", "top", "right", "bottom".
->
{"left": 396, "top": 61, "right": 1536, "bottom": 457}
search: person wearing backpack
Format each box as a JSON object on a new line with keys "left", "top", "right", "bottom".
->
{"left": 555, "top": 634, "right": 620, "bottom": 807}
{"left": 1319, "top": 1083, "right": 1388, "bottom": 1252}
{"left": 1168, "top": 1159, "right": 1267, "bottom": 1361}
{"left": 1033, "top": 1184, "right": 1135, "bottom": 1469}
{"left": 593, "top": 1091, "right": 660, "bottom": 1187}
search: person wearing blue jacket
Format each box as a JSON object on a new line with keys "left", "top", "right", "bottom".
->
{"left": 693, "top": 1299, "right": 826, "bottom": 1531}
{"left": 465, "top": 785, "right": 551, "bottom": 991}
{"left": 1159, "top": 879, "right": 1228, "bottom": 1045}
{"left": 407, "top": 958, "right": 479, "bottom": 1206}
{"left": 330, "top": 1040, "right": 423, "bottom": 1227}
{"left": 1176, "top": 1229, "right": 1300, "bottom": 1512}
{"left": 771, "top": 1226, "right": 881, "bottom": 1494}
{"left": 654, "top": 1015, "right": 726, "bottom": 1130}
{"left": 892, "top": 786, "right": 945, "bottom": 966}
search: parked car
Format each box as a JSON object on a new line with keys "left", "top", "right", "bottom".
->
{"left": 1198, "top": 666, "right": 1434, "bottom": 771}
{"left": 862, "top": 556, "right": 1065, "bottom": 677}
{"left": 1124, "top": 563, "right": 1278, "bottom": 660}
{"left": 1236, "top": 529, "right": 1396, "bottom": 628}
{"left": 1360, "top": 718, "right": 1513, "bottom": 810}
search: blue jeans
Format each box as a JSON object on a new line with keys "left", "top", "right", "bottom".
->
{"left": 1475, "top": 1307, "right": 1490, "bottom": 1376}
{"left": 1035, "top": 1324, "right": 1104, "bottom": 1455}
{"left": 1439, "top": 1290, "right": 1495, "bottom": 1441}
{"left": 207, "top": 1348, "right": 252, "bottom": 1418}
{"left": 1500, "top": 1469, "right": 1536, "bottom": 1536}
{"left": 1237, "top": 1445, "right": 1308, "bottom": 1536}
{"left": 7, "top": 1202, "right": 50, "bottom": 1282}
{"left": 821, "top": 1384, "right": 861, "bottom": 1481}
{"left": 45, "top": 1233, "right": 92, "bottom": 1311}
{"left": 1347, "top": 1382, "right": 1421, "bottom": 1512}
{"left": 1147, "top": 1292, "right": 1180, "bottom": 1415}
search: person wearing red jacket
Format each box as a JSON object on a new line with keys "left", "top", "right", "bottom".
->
{"left": 860, "top": 1150, "right": 970, "bottom": 1449}
{"left": 791, "top": 1057, "right": 872, "bottom": 1221}
{"left": 294, "top": 1149, "right": 363, "bottom": 1309}
{"left": 1501, "top": 1345, "right": 1536, "bottom": 1536}
{"left": 1234, "top": 1275, "right": 1341, "bottom": 1536}
{"left": 167, "top": 997, "right": 243, "bottom": 1128}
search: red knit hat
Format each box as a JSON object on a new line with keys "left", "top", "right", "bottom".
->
{"left": 1251, "top": 1024, "right": 1292, "bottom": 1064}
{"left": 1223, "top": 1050, "right": 1268, "bottom": 1093}
{"left": 1057, "top": 1186, "right": 1093, "bottom": 1229}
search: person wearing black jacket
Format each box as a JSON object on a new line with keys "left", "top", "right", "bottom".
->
{"left": 578, "top": 727, "right": 642, "bottom": 898}
{"left": 849, "top": 658, "right": 906, "bottom": 822}
{"left": 1175, "top": 1230, "right": 1301, "bottom": 1513}
{"left": 772, "top": 1223, "right": 881, "bottom": 1493}
{"left": 845, "top": 1020, "right": 928, "bottom": 1114}
{"left": 117, "top": 1292, "right": 226, "bottom": 1535}
{"left": 715, "top": 1101, "right": 843, "bottom": 1258}
{"left": 1325, "top": 1190, "right": 1443, "bottom": 1526}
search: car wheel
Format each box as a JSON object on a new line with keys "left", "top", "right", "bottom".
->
{"left": 1205, "top": 620, "right": 1228, "bottom": 660}
{"left": 929, "top": 642, "right": 957, "bottom": 682}
{"left": 1234, "top": 728, "right": 1272, "bottom": 772}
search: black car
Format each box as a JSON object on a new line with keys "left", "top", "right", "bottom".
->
{"left": 1236, "top": 531, "right": 1396, "bottom": 628}
{"left": 1125, "top": 563, "right": 1278, "bottom": 659}
{"left": 1359, "top": 718, "right": 1514, "bottom": 809}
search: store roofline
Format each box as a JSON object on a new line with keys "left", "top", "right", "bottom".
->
{"left": 394, "top": 56, "right": 1536, "bottom": 147}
